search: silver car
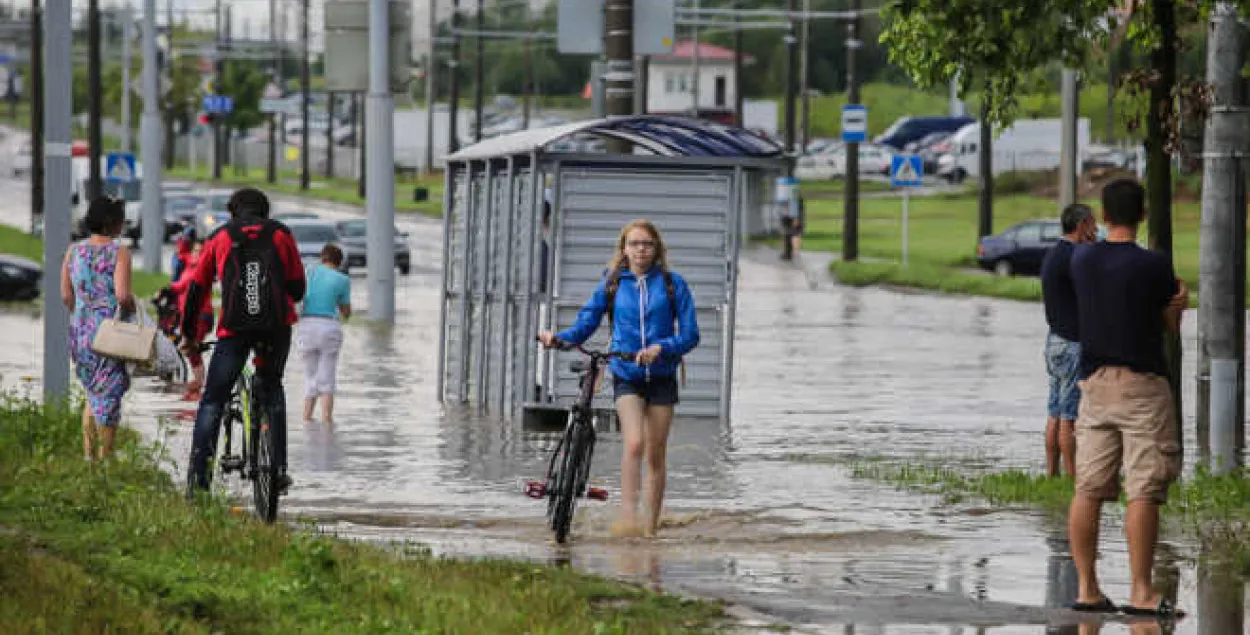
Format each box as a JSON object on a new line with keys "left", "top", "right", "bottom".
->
{"left": 282, "top": 219, "right": 361, "bottom": 273}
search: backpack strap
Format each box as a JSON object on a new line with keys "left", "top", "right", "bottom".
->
{"left": 663, "top": 270, "right": 687, "bottom": 388}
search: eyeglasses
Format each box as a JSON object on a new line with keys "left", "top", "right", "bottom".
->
{"left": 626, "top": 240, "right": 656, "bottom": 250}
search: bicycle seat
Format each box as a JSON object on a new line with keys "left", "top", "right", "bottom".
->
{"left": 569, "top": 360, "right": 590, "bottom": 374}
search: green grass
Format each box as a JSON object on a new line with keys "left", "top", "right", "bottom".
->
{"left": 797, "top": 178, "right": 894, "bottom": 199}
{"left": 166, "top": 165, "right": 445, "bottom": 218}
{"left": 803, "top": 190, "right": 1228, "bottom": 305}
{"left": 0, "top": 396, "right": 726, "bottom": 634}
{"left": 849, "top": 458, "right": 1250, "bottom": 573}
{"left": 0, "top": 225, "right": 168, "bottom": 298}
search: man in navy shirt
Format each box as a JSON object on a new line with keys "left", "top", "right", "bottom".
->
{"left": 1066, "top": 178, "right": 1187, "bottom": 618}
{"left": 1040, "top": 203, "right": 1097, "bottom": 478}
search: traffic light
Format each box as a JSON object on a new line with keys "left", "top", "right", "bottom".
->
{"left": 198, "top": 112, "right": 210, "bottom": 126}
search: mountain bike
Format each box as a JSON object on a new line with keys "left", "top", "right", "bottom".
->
{"left": 525, "top": 338, "right": 634, "bottom": 543}
{"left": 199, "top": 341, "right": 283, "bottom": 524}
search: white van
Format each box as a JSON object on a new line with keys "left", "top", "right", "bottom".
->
{"left": 937, "top": 118, "right": 1091, "bottom": 183}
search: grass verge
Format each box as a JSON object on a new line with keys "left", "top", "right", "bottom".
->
{"left": 850, "top": 458, "right": 1250, "bottom": 573}
{"left": 830, "top": 260, "right": 1042, "bottom": 303}
{"left": 165, "top": 165, "right": 444, "bottom": 218}
{"left": 0, "top": 396, "right": 725, "bottom": 634}
{"left": 0, "top": 225, "right": 168, "bottom": 298}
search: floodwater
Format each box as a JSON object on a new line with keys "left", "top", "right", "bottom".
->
{"left": 0, "top": 145, "right": 1245, "bottom": 632}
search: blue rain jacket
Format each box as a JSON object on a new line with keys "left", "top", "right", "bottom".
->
{"left": 556, "top": 266, "right": 700, "bottom": 383}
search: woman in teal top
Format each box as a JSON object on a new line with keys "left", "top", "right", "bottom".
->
{"left": 297, "top": 244, "right": 352, "bottom": 425}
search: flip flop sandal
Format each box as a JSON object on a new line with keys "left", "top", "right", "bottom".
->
{"left": 1068, "top": 596, "right": 1118, "bottom": 613}
{"left": 1122, "top": 598, "right": 1185, "bottom": 619}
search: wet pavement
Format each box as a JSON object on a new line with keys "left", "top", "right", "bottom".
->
{"left": 0, "top": 134, "right": 1245, "bottom": 632}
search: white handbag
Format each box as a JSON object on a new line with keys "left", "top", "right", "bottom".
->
{"left": 90, "top": 302, "right": 157, "bottom": 364}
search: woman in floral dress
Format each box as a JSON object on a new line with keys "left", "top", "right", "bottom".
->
{"left": 60, "top": 197, "right": 134, "bottom": 460}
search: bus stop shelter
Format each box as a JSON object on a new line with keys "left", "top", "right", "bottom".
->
{"left": 436, "top": 115, "right": 784, "bottom": 425}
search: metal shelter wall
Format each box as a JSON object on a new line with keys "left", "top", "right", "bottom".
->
{"left": 541, "top": 164, "right": 741, "bottom": 420}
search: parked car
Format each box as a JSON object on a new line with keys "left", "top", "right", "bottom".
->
{"left": 163, "top": 194, "right": 206, "bottom": 241}
{"left": 11, "top": 141, "right": 32, "bottom": 177}
{"left": 197, "top": 210, "right": 231, "bottom": 238}
{"left": 797, "top": 143, "right": 893, "bottom": 180}
{"left": 284, "top": 219, "right": 362, "bottom": 273}
{"left": 0, "top": 254, "right": 41, "bottom": 301}
{"left": 976, "top": 219, "right": 1063, "bottom": 277}
{"left": 334, "top": 219, "right": 412, "bottom": 275}
{"left": 273, "top": 211, "right": 321, "bottom": 223}
{"left": 875, "top": 116, "right": 975, "bottom": 150}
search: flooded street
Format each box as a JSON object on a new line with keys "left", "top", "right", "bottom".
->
{"left": 0, "top": 163, "right": 1246, "bottom": 633}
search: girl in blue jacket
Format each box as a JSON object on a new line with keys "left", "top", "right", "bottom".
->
{"left": 539, "top": 219, "right": 700, "bottom": 537}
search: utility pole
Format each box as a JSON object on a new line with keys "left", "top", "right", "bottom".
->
{"left": 30, "top": 0, "right": 43, "bottom": 236}
{"left": 424, "top": 0, "right": 437, "bottom": 174}
{"left": 783, "top": 0, "right": 796, "bottom": 165}
{"left": 733, "top": 0, "right": 743, "bottom": 126}
{"left": 522, "top": 2, "right": 532, "bottom": 127}
{"left": 604, "top": 0, "right": 634, "bottom": 152}
{"left": 474, "top": 0, "right": 484, "bottom": 143}
{"left": 1198, "top": 1, "right": 1246, "bottom": 474}
{"left": 164, "top": 0, "right": 175, "bottom": 170}
{"left": 358, "top": 93, "right": 366, "bottom": 198}
{"left": 1059, "top": 69, "right": 1079, "bottom": 207}
{"left": 799, "top": 0, "right": 811, "bottom": 148}
{"left": 300, "top": 0, "right": 310, "bottom": 190}
{"left": 448, "top": 0, "right": 461, "bottom": 153}
{"left": 366, "top": 0, "right": 395, "bottom": 323}
{"left": 690, "top": 0, "right": 700, "bottom": 117}
{"left": 88, "top": 0, "right": 102, "bottom": 200}
{"left": 41, "top": 0, "right": 70, "bottom": 402}
{"left": 223, "top": 6, "right": 233, "bottom": 167}
{"left": 841, "top": 0, "right": 861, "bottom": 262}
{"left": 140, "top": 0, "right": 163, "bottom": 274}
{"left": 121, "top": 2, "right": 132, "bottom": 153}
{"left": 213, "top": 0, "right": 223, "bottom": 180}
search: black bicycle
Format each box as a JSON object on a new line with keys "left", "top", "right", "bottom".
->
{"left": 198, "top": 341, "right": 282, "bottom": 524}
{"left": 526, "top": 338, "right": 634, "bottom": 544}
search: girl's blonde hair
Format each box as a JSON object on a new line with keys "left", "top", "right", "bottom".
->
{"left": 606, "top": 219, "right": 668, "bottom": 275}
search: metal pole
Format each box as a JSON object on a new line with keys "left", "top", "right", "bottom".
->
{"left": 121, "top": 2, "right": 132, "bottom": 153}
{"left": 604, "top": 0, "right": 634, "bottom": 153}
{"left": 367, "top": 0, "right": 395, "bottom": 324}
{"left": 783, "top": 0, "right": 796, "bottom": 166}
{"left": 30, "top": 0, "right": 43, "bottom": 236}
{"left": 300, "top": 0, "right": 311, "bottom": 190}
{"left": 1199, "top": 2, "right": 1246, "bottom": 474}
{"left": 902, "top": 192, "right": 909, "bottom": 265}
{"left": 424, "top": 0, "right": 438, "bottom": 174}
{"left": 841, "top": 0, "right": 861, "bottom": 262}
{"left": 326, "top": 91, "right": 335, "bottom": 178}
{"left": 267, "top": 0, "right": 278, "bottom": 184}
{"left": 1059, "top": 68, "right": 1079, "bottom": 207}
{"left": 800, "top": 0, "right": 811, "bottom": 148}
{"left": 521, "top": 2, "right": 532, "bottom": 126}
{"left": 41, "top": 0, "right": 69, "bottom": 402}
{"left": 474, "top": 0, "right": 484, "bottom": 143}
{"left": 690, "top": 0, "right": 700, "bottom": 116}
{"left": 88, "top": 0, "right": 102, "bottom": 200}
{"left": 733, "top": 1, "right": 743, "bottom": 126}
{"left": 358, "top": 91, "right": 366, "bottom": 198}
{"left": 163, "top": 0, "right": 175, "bottom": 170}
{"left": 978, "top": 96, "right": 994, "bottom": 238}
{"left": 448, "top": 0, "right": 461, "bottom": 153}
{"left": 213, "top": 0, "right": 222, "bottom": 180}
{"left": 140, "top": 0, "right": 163, "bottom": 274}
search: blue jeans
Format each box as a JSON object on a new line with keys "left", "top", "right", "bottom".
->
{"left": 187, "top": 328, "right": 291, "bottom": 492}
{"left": 1045, "top": 333, "right": 1081, "bottom": 421}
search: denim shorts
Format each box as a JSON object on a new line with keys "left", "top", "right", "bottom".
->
{"left": 1045, "top": 333, "right": 1081, "bottom": 421}
{"left": 613, "top": 375, "right": 679, "bottom": 406}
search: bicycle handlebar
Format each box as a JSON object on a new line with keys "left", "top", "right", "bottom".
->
{"left": 536, "top": 336, "right": 635, "bottom": 360}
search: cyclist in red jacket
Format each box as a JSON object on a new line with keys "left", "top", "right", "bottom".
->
{"left": 180, "top": 188, "right": 306, "bottom": 496}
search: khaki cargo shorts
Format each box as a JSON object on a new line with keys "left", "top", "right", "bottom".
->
{"left": 1075, "top": 366, "right": 1181, "bottom": 504}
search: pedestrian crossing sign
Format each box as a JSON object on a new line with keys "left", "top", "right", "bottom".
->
{"left": 890, "top": 154, "right": 924, "bottom": 188}
{"left": 105, "top": 152, "right": 137, "bottom": 184}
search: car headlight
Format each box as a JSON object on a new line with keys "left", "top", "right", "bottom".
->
{"left": 0, "top": 265, "right": 22, "bottom": 278}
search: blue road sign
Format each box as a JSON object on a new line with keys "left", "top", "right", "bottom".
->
{"left": 891, "top": 154, "right": 924, "bottom": 188}
{"left": 841, "top": 104, "right": 867, "bottom": 143}
{"left": 201, "top": 95, "right": 234, "bottom": 115}
{"left": 104, "top": 152, "right": 137, "bottom": 184}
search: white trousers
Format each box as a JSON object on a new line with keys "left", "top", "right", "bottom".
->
{"left": 298, "top": 317, "right": 344, "bottom": 397}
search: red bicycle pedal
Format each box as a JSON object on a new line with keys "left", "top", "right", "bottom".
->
{"left": 587, "top": 487, "right": 608, "bottom": 501}
{"left": 523, "top": 481, "right": 547, "bottom": 499}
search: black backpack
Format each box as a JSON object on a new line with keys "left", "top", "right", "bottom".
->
{"left": 219, "top": 220, "right": 289, "bottom": 333}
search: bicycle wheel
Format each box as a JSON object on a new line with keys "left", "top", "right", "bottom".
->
{"left": 249, "top": 379, "right": 281, "bottom": 523}
{"left": 551, "top": 418, "right": 590, "bottom": 544}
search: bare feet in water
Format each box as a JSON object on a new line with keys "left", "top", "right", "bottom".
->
{"left": 610, "top": 516, "right": 646, "bottom": 538}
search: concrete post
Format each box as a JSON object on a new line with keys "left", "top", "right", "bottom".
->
{"left": 41, "top": 0, "right": 71, "bottom": 402}
{"left": 140, "top": 0, "right": 163, "bottom": 274}
{"left": 1059, "top": 69, "right": 1079, "bottom": 207}
{"left": 367, "top": 0, "right": 395, "bottom": 324}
